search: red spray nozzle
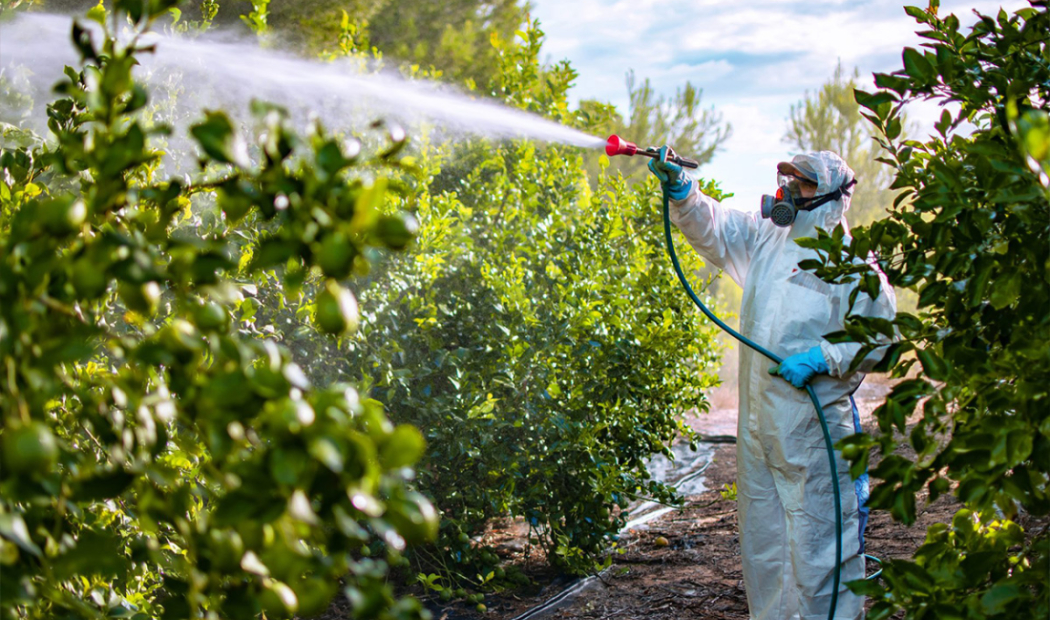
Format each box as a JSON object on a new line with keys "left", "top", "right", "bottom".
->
{"left": 606, "top": 134, "right": 638, "bottom": 157}
{"left": 604, "top": 134, "right": 700, "bottom": 169}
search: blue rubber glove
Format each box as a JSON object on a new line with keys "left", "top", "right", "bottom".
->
{"left": 769, "top": 345, "right": 829, "bottom": 389}
{"left": 647, "top": 146, "right": 692, "bottom": 200}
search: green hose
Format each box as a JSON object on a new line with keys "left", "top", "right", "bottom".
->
{"left": 660, "top": 189, "right": 844, "bottom": 620}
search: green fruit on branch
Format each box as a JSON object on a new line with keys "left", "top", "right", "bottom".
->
{"left": 194, "top": 300, "right": 229, "bottom": 332}
{"left": 314, "top": 281, "right": 359, "bottom": 336}
{"left": 316, "top": 231, "right": 356, "bottom": 279}
{"left": 375, "top": 213, "right": 418, "bottom": 250}
{"left": 39, "top": 196, "right": 86, "bottom": 236}
{"left": 2, "top": 421, "right": 59, "bottom": 475}
{"left": 118, "top": 281, "right": 161, "bottom": 315}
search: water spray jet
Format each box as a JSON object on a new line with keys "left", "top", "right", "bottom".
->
{"left": 2, "top": 14, "right": 610, "bottom": 154}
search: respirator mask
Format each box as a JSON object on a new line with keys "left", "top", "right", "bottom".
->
{"left": 760, "top": 173, "right": 857, "bottom": 227}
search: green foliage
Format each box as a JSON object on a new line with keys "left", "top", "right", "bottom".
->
{"left": 239, "top": 0, "right": 269, "bottom": 35}
{"left": 352, "top": 142, "right": 721, "bottom": 577}
{"left": 801, "top": 3, "right": 1048, "bottom": 618}
{"left": 0, "top": 5, "right": 436, "bottom": 619}
{"left": 167, "top": 0, "right": 528, "bottom": 87}
{"left": 2, "top": 4, "right": 727, "bottom": 614}
{"left": 851, "top": 510, "right": 1045, "bottom": 620}
{"left": 260, "top": 23, "right": 723, "bottom": 581}
{"left": 367, "top": 0, "right": 527, "bottom": 88}
{"left": 489, "top": 17, "right": 579, "bottom": 123}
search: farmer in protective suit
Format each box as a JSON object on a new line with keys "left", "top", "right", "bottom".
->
{"left": 648, "top": 149, "right": 896, "bottom": 620}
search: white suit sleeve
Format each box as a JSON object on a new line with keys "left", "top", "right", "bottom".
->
{"left": 668, "top": 185, "right": 761, "bottom": 287}
{"left": 819, "top": 263, "right": 897, "bottom": 377}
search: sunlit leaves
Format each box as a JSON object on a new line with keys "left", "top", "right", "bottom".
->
{"left": 190, "top": 111, "right": 248, "bottom": 167}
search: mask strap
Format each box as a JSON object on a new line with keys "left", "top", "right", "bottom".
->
{"left": 796, "top": 178, "right": 857, "bottom": 212}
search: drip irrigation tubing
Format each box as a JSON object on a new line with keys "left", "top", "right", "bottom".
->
{"left": 507, "top": 451, "right": 714, "bottom": 620}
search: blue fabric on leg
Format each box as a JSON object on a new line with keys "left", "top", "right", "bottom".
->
{"left": 850, "top": 395, "right": 870, "bottom": 554}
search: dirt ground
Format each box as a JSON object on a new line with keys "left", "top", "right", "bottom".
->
{"left": 403, "top": 377, "right": 956, "bottom": 620}
{"left": 314, "top": 376, "right": 1043, "bottom": 620}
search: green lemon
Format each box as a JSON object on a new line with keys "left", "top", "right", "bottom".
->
{"left": 3, "top": 422, "right": 58, "bottom": 474}
{"left": 476, "top": 604, "right": 487, "bottom": 613}
{"left": 314, "top": 281, "right": 358, "bottom": 335}
{"left": 316, "top": 232, "right": 356, "bottom": 279}
{"left": 118, "top": 281, "right": 161, "bottom": 315}
{"left": 71, "top": 258, "right": 108, "bottom": 299}
{"left": 375, "top": 213, "right": 418, "bottom": 250}
{"left": 840, "top": 444, "right": 863, "bottom": 460}
{"left": 39, "top": 196, "right": 87, "bottom": 236}
{"left": 194, "top": 300, "right": 229, "bottom": 332}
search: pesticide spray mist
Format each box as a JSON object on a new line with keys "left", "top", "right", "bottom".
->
{"left": 1, "top": 14, "right": 607, "bottom": 154}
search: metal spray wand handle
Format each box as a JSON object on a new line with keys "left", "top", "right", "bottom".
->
{"left": 640, "top": 146, "right": 699, "bottom": 169}
{"left": 604, "top": 135, "right": 699, "bottom": 169}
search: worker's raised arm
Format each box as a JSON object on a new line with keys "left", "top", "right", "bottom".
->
{"left": 667, "top": 187, "right": 761, "bottom": 287}
{"left": 647, "top": 150, "right": 761, "bottom": 287}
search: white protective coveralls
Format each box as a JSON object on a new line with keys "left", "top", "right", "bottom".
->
{"left": 669, "top": 151, "right": 896, "bottom": 620}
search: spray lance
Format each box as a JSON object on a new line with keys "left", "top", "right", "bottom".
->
{"left": 605, "top": 135, "right": 700, "bottom": 170}
{"left": 604, "top": 134, "right": 881, "bottom": 620}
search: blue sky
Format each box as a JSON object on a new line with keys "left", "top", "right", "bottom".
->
{"left": 528, "top": 0, "right": 1029, "bottom": 211}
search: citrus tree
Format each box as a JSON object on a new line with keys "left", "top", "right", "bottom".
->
{"left": 0, "top": 3, "right": 437, "bottom": 619}
{"left": 244, "top": 20, "right": 724, "bottom": 583}
{"left": 802, "top": 2, "right": 1049, "bottom": 618}
{"left": 2, "top": 4, "right": 728, "bottom": 618}
{"left": 352, "top": 142, "right": 723, "bottom": 579}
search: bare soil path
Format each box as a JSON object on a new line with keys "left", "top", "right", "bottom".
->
{"left": 314, "top": 376, "right": 1045, "bottom": 620}
{"left": 419, "top": 376, "right": 960, "bottom": 620}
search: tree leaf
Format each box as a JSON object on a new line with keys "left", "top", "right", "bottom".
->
{"left": 190, "top": 111, "right": 248, "bottom": 167}
{"left": 916, "top": 348, "right": 950, "bottom": 381}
